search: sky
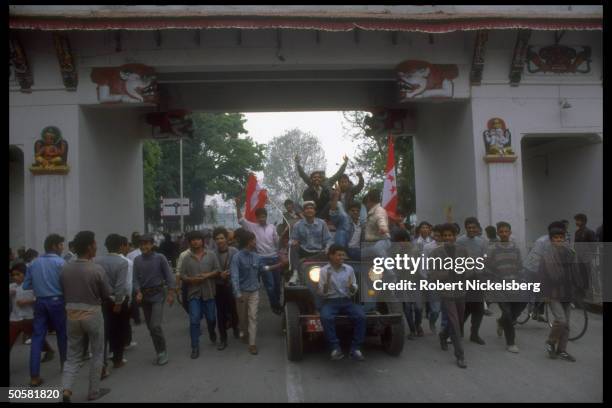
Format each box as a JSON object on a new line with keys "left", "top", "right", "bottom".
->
{"left": 242, "top": 111, "right": 361, "bottom": 175}
{"left": 207, "top": 111, "right": 362, "bottom": 221}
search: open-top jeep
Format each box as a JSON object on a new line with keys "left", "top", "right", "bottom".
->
{"left": 282, "top": 257, "right": 404, "bottom": 361}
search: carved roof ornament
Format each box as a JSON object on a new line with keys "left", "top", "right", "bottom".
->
{"left": 470, "top": 30, "right": 488, "bottom": 86}
{"left": 9, "top": 34, "right": 33, "bottom": 93}
{"left": 509, "top": 29, "right": 531, "bottom": 87}
{"left": 53, "top": 33, "right": 78, "bottom": 91}
{"left": 526, "top": 44, "right": 591, "bottom": 74}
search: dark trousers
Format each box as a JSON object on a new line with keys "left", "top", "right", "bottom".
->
{"left": 216, "top": 284, "right": 238, "bottom": 342}
{"left": 441, "top": 299, "right": 465, "bottom": 360}
{"left": 142, "top": 300, "right": 166, "bottom": 354}
{"left": 403, "top": 302, "right": 423, "bottom": 333}
{"left": 497, "top": 302, "right": 527, "bottom": 346}
{"left": 180, "top": 284, "right": 190, "bottom": 314}
{"left": 31, "top": 297, "right": 67, "bottom": 377}
{"left": 463, "top": 301, "right": 484, "bottom": 337}
{"left": 10, "top": 320, "right": 53, "bottom": 352}
{"left": 189, "top": 298, "right": 217, "bottom": 348}
{"left": 103, "top": 298, "right": 130, "bottom": 364}
{"left": 320, "top": 298, "right": 366, "bottom": 352}
{"left": 130, "top": 289, "right": 142, "bottom": 324}
{"left": 260, "top": 256, "right": 281, "bottom": 310}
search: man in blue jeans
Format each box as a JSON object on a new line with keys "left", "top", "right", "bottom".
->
{"left": 178, "top": 231, "right": 221, "bottom": 359}
{"left": 317, "top": 245, "right": 366, "bottom": 361}
{"left": 23, "top": 233, "right": 68, "bottom": 387}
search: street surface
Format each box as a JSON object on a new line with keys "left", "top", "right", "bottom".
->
{"left": 9, "top": 293, "right": 603, "bottom": 403}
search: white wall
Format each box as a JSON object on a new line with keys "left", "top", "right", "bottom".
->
{"left": 413, "top": 102, "right": 478, "bottom": 227}
{"left": 522, "top": 138, "right": 603, "bottom": 243}
{"left": 77, "top": 107, "right": 146, "bottom": 253}
{"left": 9, "top": 105, "right": 80, "bottom": 252}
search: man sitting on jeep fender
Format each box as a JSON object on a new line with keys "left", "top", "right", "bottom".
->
{"left": 317, "top": 245, "right": 366, "bottom": 361}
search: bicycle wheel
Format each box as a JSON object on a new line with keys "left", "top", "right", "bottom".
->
{"left": 515, "top": 304, "right": 531, "bottom": 325}
{"left": 568, "top": 302, "right": 588, "bottom": 341}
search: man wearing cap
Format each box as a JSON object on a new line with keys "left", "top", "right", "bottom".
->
{"left": 133, "top": 233, "right": 175, "bottom": 366}
{"left": 179, "top": 231, "right": 221, "bottom": 359}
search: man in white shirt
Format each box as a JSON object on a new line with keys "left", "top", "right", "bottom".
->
{"left": 361, "top": 189, "right": 391, "bottom": 259}
{"left": 119, "top": 236, "right": 136, "bottom": 349}
{"left": 126, "top": 233, "right": 142, "bottom": 325}
{"left": 234, "top": 198, "right": 281, "bottom": 315}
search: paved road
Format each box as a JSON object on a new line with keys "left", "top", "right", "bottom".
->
{"left": 9, "top": 294, "right": 603, "bottom": 403}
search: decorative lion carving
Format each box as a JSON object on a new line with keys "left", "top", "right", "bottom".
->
{"left": 396, "top": 60, "right": 459, "bottom": 101}
{"left": 91, "top": 64, "right": 158, "bottom": 104}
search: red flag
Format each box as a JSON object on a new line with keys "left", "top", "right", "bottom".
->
{"left": 245, "top": 173, "right": 268, "bottom": 222}
{"left": 382, "top": 133, "right": 398, "bottom": 219}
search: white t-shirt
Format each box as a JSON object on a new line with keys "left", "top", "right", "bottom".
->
{"left": 127, "top": 248, "right": 141, "bottom": 262}
{"left": 120, "top": 254, "right": 134, "bottom": 295}
{"left": 10, "top": 283, "right": 35, "bottom": 321}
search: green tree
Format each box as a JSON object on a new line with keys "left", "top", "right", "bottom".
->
{"left": 263, "top": 129, "right": 327, "bottom": 206}
{"left": 143, "top": 140, "right": 162, "bottom": 224}
{"left": 342, "top": 111, "right": 416, "bottom": 213}
{"left": 147, "top": 113, "right": 266, "bottom": 229}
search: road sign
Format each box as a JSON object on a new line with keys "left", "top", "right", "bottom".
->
{"left": 161, "top": 198, "right": 190, "bottom": 216}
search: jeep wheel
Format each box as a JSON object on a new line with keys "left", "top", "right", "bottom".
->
{"left": 285, "top": 302, "right": 303, "bottom": 361}
{"left": 381, "top": 321, "right": 404, "bottom": 356}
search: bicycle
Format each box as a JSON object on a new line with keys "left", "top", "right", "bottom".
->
{"left": 514, "top": 300, "right": 588, "bottom": 341}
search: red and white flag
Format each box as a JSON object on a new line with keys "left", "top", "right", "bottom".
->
{"left": 245, "top": 173, "right": 268, "bottom": 222}
{"left": 382, "top": 133, "right": 398, "bottom": 219}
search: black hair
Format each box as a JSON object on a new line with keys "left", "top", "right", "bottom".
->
{"left": 105, "top": 234, "right": 123, "bottom": 253}
{"left": 131, "top": 232, "right": 141, "bottom": 247}
{"left": 11, "top": 262, "right": 26, "bottom": 274}
{"left": 440, "top": 223, "right": 458, "bottom": 235}
{"left": 118, "top": 235, "right": 129, "bottom": 247}
{"left": 574, "top": 213, "right": 587, "bottom": 224}
{"left": 549, "top": 228, "right": 566, "bottom": 239}
{"left": 496, "top": 222, "right": 511, "bottom": 231}
{"left": 339, "top": 174, "right": 350, "bottom": 182}
{"left": 464, "top": 217, "right": 480, "bottom": 228}
{"left": 548, "top": 221, "right": 566, "bottom": 233}
{"left": 24, "top": 249, "right": 39, "bottom": 263}
{"left": 238, "top": 230, "right": 256, "bottom": 249}
{"left": 44, "top": 233, "right": 65, "bottom": 253}
{"left": 453, "top": 223, "right": 461, "bottom": 235}
{"left": 213, "top": 227, "right": 229, "bottom": 240}
{"left": 432, "top": 224, "right": 443, "bottom": 234}
{"left": 364, "top": 189, "right": 381, "bottom": 204}
{"left": 392, "top": 229, "right": 411, "bottom": 242}
{"left": 254, "top": 208, "right": 267, "bottom": 217}
{"left": 328, "top": 244, "right": 347, "bottom": 256}
{"left": 73, "top": 231, "right": 96, "bottom": 257}
{"left": 284, "top": 199, "right": 294, "bottom": 206}
{"left": 417, "top": 221, "right": 432, "bottom": 230}
{"left": 186, "top": 230, "right": 205, "bottom": 242}
{"left": 348, "top": 201, "right": 361, "bottom": 211}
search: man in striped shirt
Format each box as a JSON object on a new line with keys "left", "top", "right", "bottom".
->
{"left": 485, "top": 222, "right": 526, "bottom": 354}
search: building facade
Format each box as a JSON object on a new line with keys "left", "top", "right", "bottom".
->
{"left": 9, "top": 5, "right": 603, "bottom": 253}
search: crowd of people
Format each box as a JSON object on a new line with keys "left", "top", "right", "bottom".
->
{"left": 8, "top": 154, "right": 603, "bottom": 401}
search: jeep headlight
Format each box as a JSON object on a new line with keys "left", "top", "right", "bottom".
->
{"left": 308, "top": 266, "right": 321, "bottom": 283}
{"left": 368, "top": 267, "right": 379, "bottom": 282}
